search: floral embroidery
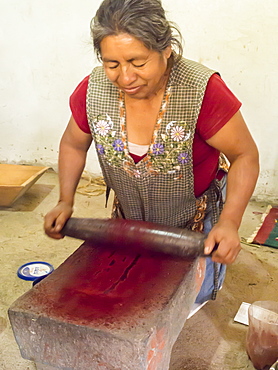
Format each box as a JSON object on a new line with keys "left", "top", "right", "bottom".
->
{"left": 177, "top": 152, "right": 189, "bottom": 164}
{"left": 97, "top": 144, "right": 105, "bottom": 155}
{"left": 152, "top": 143, "right": 165, "bottom": 155}
{"left": 148, "top": 119, "right": 191, "bottom": 173}
{"left": 94, "top": 117, "right": 113, "bottom": 136}
{"left": 113, "top": 139, "right": 124, "bottom": 152}
{"left": 166, "top": 121, "right": 191, "bottom": 139}
{"left": 92, "top": 90, "right": 193, "bottom": 176}
{"left": 92, "top": 114, "right": 124, "bottom": 166}
{"left": 170, "top": 126, "right": 185, "bottom": 141}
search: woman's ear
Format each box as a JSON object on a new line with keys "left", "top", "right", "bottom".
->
{"left": 164, "top": 45, "right": 172, "bottom": 59}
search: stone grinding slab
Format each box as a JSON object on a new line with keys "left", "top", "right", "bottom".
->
{"left": 9, "top": 241, "right": 205, "bottom": 369}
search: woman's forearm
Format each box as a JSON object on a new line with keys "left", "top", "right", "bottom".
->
{"left": 58, "top": 141, "right": 87, "bottom": 206}
{"left": 57, "top": 116, "right": 92, "bottom": 206}
{"left": 219, "top": 152, "right": 259, "bottom": 229}
{"left": 204, "top": 111, "right": 259, "bottom": 263}
{"left": 206, "top": 111, "right": 260, "bottom": 229}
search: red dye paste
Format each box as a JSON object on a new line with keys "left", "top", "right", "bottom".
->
{"left": 247, "top": 328, "right": 278, "bottom": 369}
{"left": 22, "top": 242, "right": 195, "bottom": 328}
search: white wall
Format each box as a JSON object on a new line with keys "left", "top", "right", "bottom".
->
{"left": 1, "top": 0, "right": 277, "bottom": 201}
{"left": 0, "top": 0, "right": 101, "bottom": 171}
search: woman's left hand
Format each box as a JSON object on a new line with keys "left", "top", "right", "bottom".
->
{"left": 204, "top": 219, "right": 241, "bottom": 264}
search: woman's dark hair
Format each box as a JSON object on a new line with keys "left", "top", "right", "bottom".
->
{"left": 91, "top": 0, "right": 183, "bottom": 62}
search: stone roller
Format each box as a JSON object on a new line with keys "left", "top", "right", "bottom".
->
{"left": 61, "top": 217, "right": 215, "bottom": 259}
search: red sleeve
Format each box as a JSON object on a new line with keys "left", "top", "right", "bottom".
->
{"left": 69, "top": 76, "right": 90, "bottom": 134}
{"left": 196, "top": 73, "right": 242, "bottom": 140}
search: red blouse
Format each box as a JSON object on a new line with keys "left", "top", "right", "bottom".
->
{"left": 70, "top": 73, "right": 241, "bottom": 197}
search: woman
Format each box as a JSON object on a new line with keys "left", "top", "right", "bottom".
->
{"left": 44, "top": 0, "right": 259, "bottom": 305}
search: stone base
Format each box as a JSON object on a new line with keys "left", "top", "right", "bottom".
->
{"left": 9, "top": 241, "right": 205, "bottom": 369}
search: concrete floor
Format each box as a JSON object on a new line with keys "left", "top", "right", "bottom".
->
{"left": 0, "top": 169, "right": 277, "bottom": 370}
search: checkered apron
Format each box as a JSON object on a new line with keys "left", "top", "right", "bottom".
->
{"left": 86, "top": 58, "right": 219, "bottom": 229}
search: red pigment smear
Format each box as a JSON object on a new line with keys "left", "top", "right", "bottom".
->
{"left": 21, "top": 242, "right": 195, "bottom": 328}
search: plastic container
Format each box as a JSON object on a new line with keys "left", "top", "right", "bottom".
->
{"left": 17, "top": 261, "right": 54, "bottom": 281}
{"left": 246, "top": 301, "right": 278, "bottom": 370}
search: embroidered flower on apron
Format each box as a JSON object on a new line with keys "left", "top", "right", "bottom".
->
{"left": 91, "top": 87, "right": 192, "bottom": 178}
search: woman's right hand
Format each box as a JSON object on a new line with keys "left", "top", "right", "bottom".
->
{"left": 44, "top": 201, "right": 73, "bottom": 239}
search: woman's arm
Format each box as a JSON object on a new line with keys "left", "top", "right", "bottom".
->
{"left": 204, "top": 110, "right": 259, "bottom": 264}
{"left": 44, "top": 116, "right": 92, "bottom": 239}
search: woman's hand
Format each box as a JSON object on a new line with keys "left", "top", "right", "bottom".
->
{"left": 204, "top": 219, "right": 241, "bottom": 264}
{"left": 44, "top": 201, "right": 73, "bottom": 239}
{"left": 44, "top": 116, "right": 92, "bottom": 240}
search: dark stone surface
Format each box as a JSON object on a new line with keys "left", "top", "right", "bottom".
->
{"left": 9, "top": 241, "right": 201, "bottom": 369}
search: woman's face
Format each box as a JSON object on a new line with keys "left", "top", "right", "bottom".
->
{"left": 100, "top": 33, "right": 172, "bottom": 100}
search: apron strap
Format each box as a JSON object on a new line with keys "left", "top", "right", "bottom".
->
{"left": 210, "top": 178, "right": 225, "bottom": 300}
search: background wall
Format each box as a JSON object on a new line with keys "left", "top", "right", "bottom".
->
{"left": 0, "top": 0, "right": 277, "bottom": 201}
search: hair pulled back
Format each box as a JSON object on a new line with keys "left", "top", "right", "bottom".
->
{"left": 91, "top": 0, "right": 183, "bottom": 62}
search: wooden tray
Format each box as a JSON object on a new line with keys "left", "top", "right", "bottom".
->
{"left": 0, "top": 164, "right": 49, "bottom": 206}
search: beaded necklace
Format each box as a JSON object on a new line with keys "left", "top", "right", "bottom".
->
{"left": 118, "top": 86, "right": 172, "bottom": 177}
